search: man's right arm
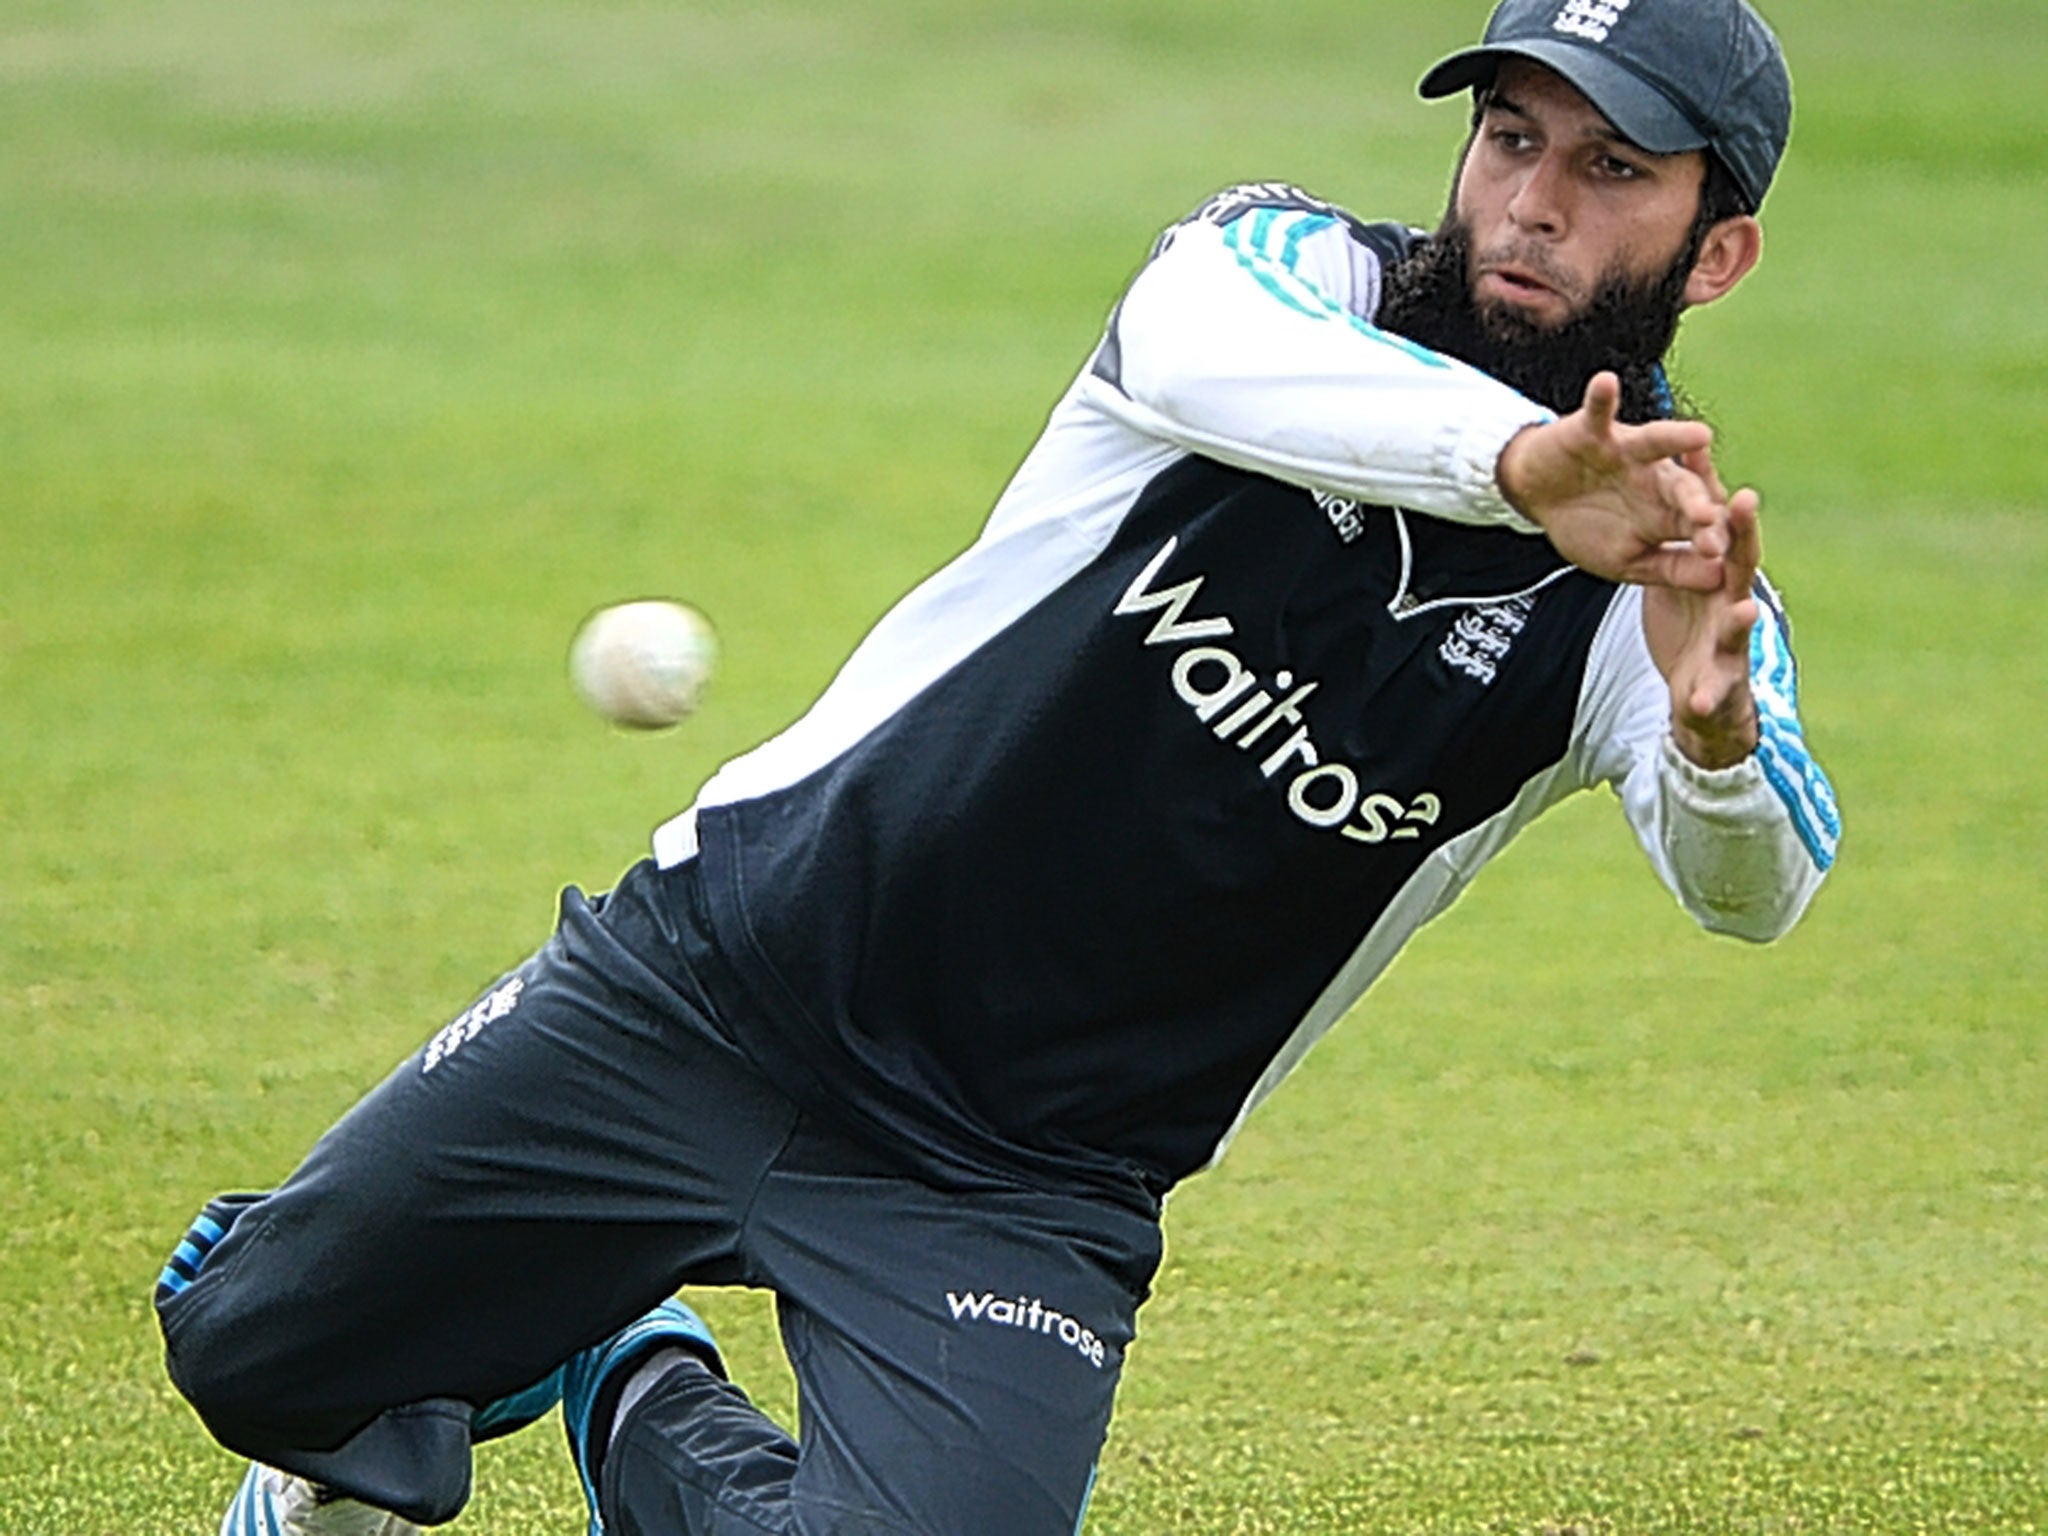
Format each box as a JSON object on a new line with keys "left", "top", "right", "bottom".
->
{"left": 1084, "top": 195, "right": 1554, "bottom": 530}
{"left": 1083, "top": 190, "right": 1731, "bottom": 590}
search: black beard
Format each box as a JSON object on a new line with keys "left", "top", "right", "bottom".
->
{"left": 1375, "top": 214, "right": 1694, "bottom": 423}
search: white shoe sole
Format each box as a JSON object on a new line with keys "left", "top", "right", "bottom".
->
{"left": 220, "top": 1464, "right": 424, "bottom": 1536}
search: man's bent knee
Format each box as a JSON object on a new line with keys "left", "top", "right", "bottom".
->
{"left": 154, "top": 1192, "right": 334, "bottom": 1450}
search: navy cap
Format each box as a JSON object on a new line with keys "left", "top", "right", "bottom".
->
{"left": 1419, "top": 0, "right": 1792, "bottom": 209}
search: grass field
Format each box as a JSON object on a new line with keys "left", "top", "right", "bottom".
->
{"left": 3, "top": 0, "right": 2044, "bottom": 1531}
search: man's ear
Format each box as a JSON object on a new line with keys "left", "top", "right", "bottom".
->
{"left": 1684, "top": 214, "right": 1763, "bottom": 307}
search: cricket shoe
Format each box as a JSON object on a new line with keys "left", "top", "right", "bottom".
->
{"left": 219, "top": 1464, "right": 421, "bottom": 1536}
{"left": 561, "top": 1298, "right": 725, "bottom": 1535}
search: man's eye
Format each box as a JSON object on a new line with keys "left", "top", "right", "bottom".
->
{"left": 1599, "top": 156, "right": 1642, "bottom": 179}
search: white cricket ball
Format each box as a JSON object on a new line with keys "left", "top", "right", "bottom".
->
{"left": 568, "top": 599, "right": 717, "bottom": 730}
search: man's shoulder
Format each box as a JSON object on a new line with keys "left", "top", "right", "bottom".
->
{"left": 1160, "top": 182, "right": 1421, "bottom": 266}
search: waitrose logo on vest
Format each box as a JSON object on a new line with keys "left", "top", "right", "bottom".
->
{"left": 1114, "top": 537, "right": 1443, "bottom": 847}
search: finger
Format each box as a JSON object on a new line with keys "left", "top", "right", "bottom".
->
{"left": 1715, "top": 595, "right": 1760, "bottom": 658}
{"left": 1680, "top": 445, "right": 1730, "bottom": 502}
{"left": 1622, "top": 417, "right": 1714, "bottom": 463}
{"left": 1726, "top": 488, "right": 1763, "bottom": 583}
{"left": 1691, "top": 672, "right": 1758, "bottom": 738}
{"left": 1683, "top": 638, "right": 1754, "bottom": 719}
{"left": 1656, "top": 461, "right": 1729, "bottom": 558}
{"left": 1580, "top": 371, "right": 1620, "bottom": 440}
{"left": 1631, "top": 543, "right": 1725, "bottom": 593}
{"left": 1690, "top": 677, "right": 1743, "bottom": 722}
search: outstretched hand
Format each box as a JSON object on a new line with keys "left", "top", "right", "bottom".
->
{"left": 1641, "top": 447, "right": 1763, "bottom": 769}
{"left": 1496, "top": 372, "right": 1729, "bottom": 592}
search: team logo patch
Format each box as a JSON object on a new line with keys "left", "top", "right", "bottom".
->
{"left": 1553, "top": 0, "right": 1630, "bottom": 43}
{"left": 422, "top": 976, "right": 525, "bottom": 1072}
{"left": 1438, "top": 594, "right": 1536, "bottom": 686}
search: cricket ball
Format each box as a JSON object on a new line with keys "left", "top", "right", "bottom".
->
{"left": 568, "top": 599, "right": 717, "bottom": 730}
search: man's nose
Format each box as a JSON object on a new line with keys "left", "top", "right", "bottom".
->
{"left": 1506, "top": 155, "right": 1569, "bottom": 238}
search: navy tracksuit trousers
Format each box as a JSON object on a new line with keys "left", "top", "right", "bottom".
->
{"left": 156, "top": 860, "right": 1162, "bottom": 1534}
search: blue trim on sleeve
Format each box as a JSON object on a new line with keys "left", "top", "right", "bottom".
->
{"left": 1219, "top": 216, "right": 1451, "bottom": 371}
{"left": 1221, "top": 227, "right": 1325, "bottom": 321}
{"left": 1279, "top": 212, "right": 1337, "bottom": 271}
{"left": 1749, "top": 586, "right": 1839, "bottom": 871}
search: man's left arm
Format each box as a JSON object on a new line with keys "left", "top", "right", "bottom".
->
{"left": 1576, "top": 491, "right": 1840, "bottom": 941}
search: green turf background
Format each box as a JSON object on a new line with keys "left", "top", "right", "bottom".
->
{"left": 2, "top": 1, "right": 2043, "bottom": 1530}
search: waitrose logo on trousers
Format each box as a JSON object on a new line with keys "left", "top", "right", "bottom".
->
{"left": 945, "top": 1289, "right": 1110, "bottom": 1369}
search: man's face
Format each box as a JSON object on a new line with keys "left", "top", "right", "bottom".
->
{"left": 1454, "top": 60, "right": 1708, "bottom": 332}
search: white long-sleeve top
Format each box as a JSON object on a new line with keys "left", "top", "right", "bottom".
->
{"left": 653, "top": 185, "right": 1840, "bottom": 1194}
